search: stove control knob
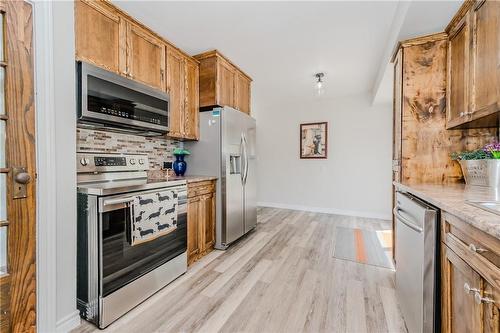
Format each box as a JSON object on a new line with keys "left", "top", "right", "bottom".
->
{"left": 129, "top": 158, "right": 136, "bottom": 165}
{"left": 80, "top": 158, "right": 89, "bottom": 166}
{"left": 138, "top": 159, "right": 144, "bottom": 165}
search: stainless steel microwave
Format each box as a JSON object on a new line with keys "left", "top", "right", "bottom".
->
{"left": 77, "top": 61, "right": 169, "bottom": 136}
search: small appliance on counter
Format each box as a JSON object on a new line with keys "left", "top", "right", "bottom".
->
{"left": 76, "top": 152, "right": 187, "bottom": 328}
{"left": 186, "top": 107, "right": 257, "bottom": 249}
{"left": 77, "top": 61, "right": 169, "bottom": 136}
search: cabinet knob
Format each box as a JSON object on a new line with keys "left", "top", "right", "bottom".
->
{"left": 464, "top": 283, "right": 480, "bottom": 294}
{"left": 460, "top": 112, "right": 465, "bottom": 117}
{"left": 474, "top": 291, "right": 495, "bottom": 305}
{"left": 469, "top": 243, "right": 488, "bottom": 253}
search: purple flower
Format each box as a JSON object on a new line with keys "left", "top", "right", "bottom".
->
{"left": 484, "top": 141, "right": 500, "bottom": 159}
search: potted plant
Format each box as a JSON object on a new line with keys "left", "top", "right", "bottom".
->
{"left": 172, "top": 148, "right": 190, "bottom": 176}
{"left": 451, "top": 142, "right": 500, "bottom": 187}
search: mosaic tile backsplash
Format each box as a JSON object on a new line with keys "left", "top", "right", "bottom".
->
{"left": 77, "top": 128, "right": 180, "bottom": 170}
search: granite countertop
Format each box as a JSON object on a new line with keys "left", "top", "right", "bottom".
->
{"left": 394, "top": 182, "right": 500, "bottom": 240}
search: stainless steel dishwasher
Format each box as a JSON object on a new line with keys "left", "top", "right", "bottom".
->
{"left": 394, "top": 191, "right": 439, "bottom": 333}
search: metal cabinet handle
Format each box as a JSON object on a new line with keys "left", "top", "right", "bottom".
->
{"left": 464, "top": 283, "right": 480, "bottom": 294}
{"left": 469, "top": 243, "right": 488, "bottom": 253}
{"left": 474, "top": 291, "right": 496, "bottom": 305}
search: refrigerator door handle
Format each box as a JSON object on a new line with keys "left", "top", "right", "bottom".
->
{"left": 243, "top": 133, "right": 249, "bottom": 184}
{"left": 240, "top": 134, "right": 245, "bottom": 183}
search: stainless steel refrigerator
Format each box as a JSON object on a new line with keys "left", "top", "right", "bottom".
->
{"left": 186, "top": 107, "right": 257, "bottom": 249}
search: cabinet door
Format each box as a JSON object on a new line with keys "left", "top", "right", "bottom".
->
{"left": 126, "top": 22, "right": 166, "bottom": 90}
{"left": 187, "top": 196, "right": 201, "bottom": 265}
{"left": 482, "top": 279, "right": 499, "bottom": 333}
{"left": 75, "top": 0, "right": 124, "bottom": 73}
{"left": 442, "top": 245, "right": 482, "bottom": 333}
{"left": 200, "top": 192, "right": 215, "bottom": 252}
{"left": 217, "top": 59, "right": 235, "bottom": 108}
{"left": 184, "top": 59, "right": 199, "bottom": 140}
{"left": 235, "top": 72, "right": 251, "bottom": 114}
{"left": 166, "top": 46, "right": 185, "bottom": 139}
{"left": 447, "top": 12, "right": 471, "bottom": 128}
{"left": 470, "top": 0, "right": 500, "bottom": 116}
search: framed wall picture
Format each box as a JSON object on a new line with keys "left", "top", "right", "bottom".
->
{"left": 300, "top": 122, "right": 328, "bottom": 159}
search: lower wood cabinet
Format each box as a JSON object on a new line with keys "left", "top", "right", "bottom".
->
{"left": 441, "top": 212, "right": 500, "bottom": 333}
{"left": 187, "top": 180, "right": 216, "bottom": 266}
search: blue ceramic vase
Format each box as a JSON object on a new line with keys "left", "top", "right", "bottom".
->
{"left": 173, "top": 154, "right": 187, "bottom": 176}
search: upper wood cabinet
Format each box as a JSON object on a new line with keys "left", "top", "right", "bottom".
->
{"left": 166, "top": 46, "right": 185, "bottom": 139}
{"left": 446, "top": 0, "right": 500, "bottom": 129}
{"left": 166, "top": 46, "right": 200, "bottom": 141}
{"left": 447, "top": 11, "right": 471, "bottom": 127}
{"left": 75, "top": 1, "right": 123, "bottom": 73}
{"left": 76, "top": 1, "right": 166, "bottom": 91}
{"left": 218, "top": 58, "right": 236, "bottom": 107}
{"left": 75, "top": 0, "right": 200, "bottom": 140}
{"left": 184, "top": 58, "right": 200, "bottom": 140}
{"left": 195, "top": 50, "right": 252, "bottom": 115}
{"left": 126, "top": 22, "right": 166, "bottom": 90}
{"left": 235, "top": 71, "right": 251, "bottom": 115}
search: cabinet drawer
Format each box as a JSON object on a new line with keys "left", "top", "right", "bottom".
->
{"left": 188, "top": 180, "right": 215, "bottom": 198}
{"left": 442, "top": 212, "right": 500, "bottom": 289}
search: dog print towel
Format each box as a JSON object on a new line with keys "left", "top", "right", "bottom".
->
{"left": 131, "top": 189, "right": 178, "bottom": 245}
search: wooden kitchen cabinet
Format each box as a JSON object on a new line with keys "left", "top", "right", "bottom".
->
{"left": 235, "top": 72, "right": 251, "bottom": 115}
{"left": 442, "top": 245, "right": 482, "bottom": 333}
{"left": 447, "top": 10, "right": 471, "bottom": 128}
{"left": 187, "top": 196, "right": 201, "bottom": 262}
{"left": 184, "top": 58, "right": 200, "bottom": 140}
{"left": 446, "top": 0, "right": 500, "bottom": 129}
{"left": 441, "top": 212, "right": 500, "bottom": 333}
{"left": 166, "top": 46, "right": 200, "bottom": 140}
{"left": 75, "top": 0, "right": 200, "bottom": 140}
{"left": 195, "top": 50, "right": 252, "bottom": 114}
{"left": 75, "top": 0, "right": 123, "bottom": 73}
{"left": 126, "top": 22, "right": 166, "bottom": 90}
{"left": 166, "top": 46, "right": 185, "bottom": 139}
{"left": 187, "top": 180, "right": 216, "bottom": 265}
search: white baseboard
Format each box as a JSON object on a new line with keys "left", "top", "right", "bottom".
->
{"left": 56, "top": 311, "right": 80, "bottom": 333}
{"left": 257, "top": 202, "right": 392, "bottom": 221}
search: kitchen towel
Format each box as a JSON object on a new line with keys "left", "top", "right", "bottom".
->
{"left": 131, "top": 189, "right": 178, "bottom": 245}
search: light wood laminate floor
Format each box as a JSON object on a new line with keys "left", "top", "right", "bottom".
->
{"left": 73, "top": 207, "right": 407, "bottom": 333}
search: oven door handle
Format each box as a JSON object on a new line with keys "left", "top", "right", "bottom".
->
{"left": 103, "top": 197, "right": 135, "bottom": 206}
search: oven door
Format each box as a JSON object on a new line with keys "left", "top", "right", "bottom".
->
{"left": 98, "top": 188, "right": 187, "bottom": 297}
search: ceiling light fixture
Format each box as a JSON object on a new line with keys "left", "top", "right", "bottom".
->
{"left": 315, "top": 72, "right": 325, "bottom": 96}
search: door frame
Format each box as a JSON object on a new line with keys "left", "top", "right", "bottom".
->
{"left": 33, "top": 1, "right": 57, "bottom": 332}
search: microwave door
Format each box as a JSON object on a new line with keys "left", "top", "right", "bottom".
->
{"left": 78, "top": 61, "right": 169, "bottom": 134}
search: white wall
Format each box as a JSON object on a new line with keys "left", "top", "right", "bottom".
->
{"left": 254, "top": 94, "right": 393, "bottom": 220}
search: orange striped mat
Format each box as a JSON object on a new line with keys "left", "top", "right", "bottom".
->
{"left": 333, "top": 227, "right": 394, "bottom": 269}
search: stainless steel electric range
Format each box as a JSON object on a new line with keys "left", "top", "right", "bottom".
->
{"left": 76, "top": 152, "right": 187, "bottom": 328}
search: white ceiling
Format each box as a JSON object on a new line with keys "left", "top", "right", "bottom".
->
{"left": 113, "top": 1, "right": 461, "bottom": 107}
